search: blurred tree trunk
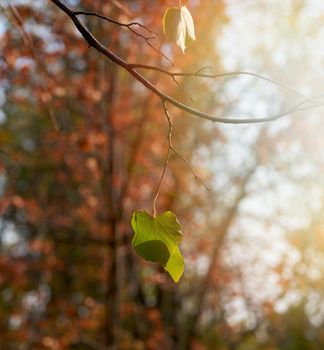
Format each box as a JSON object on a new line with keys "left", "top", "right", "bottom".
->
{"left": 181, "top": 165, "right": 258, "bottom": 350}
{"left": 103, "top": 64, "right": 118, "bottom": 349}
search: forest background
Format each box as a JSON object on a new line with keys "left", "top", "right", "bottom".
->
{"left": 1, "top": 0, "right": 324, "bottom": 349}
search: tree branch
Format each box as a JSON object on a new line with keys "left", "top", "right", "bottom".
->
{"left": 49, "top": 0, "right": 321, "bottom": 124}
{"left": 163, "top": 101, "right": 209, "bottom": 191}
{"left": 74, "top": 10, "right": 174, "bottom": 64}
{"left": 153, "top": 101, "right": 209, "bottom": 216}
{"left": 4, "top": 0, "right": 60, "bottom": 131}
{"left": 74, "top": 10, "right": 158, "bottom": 40}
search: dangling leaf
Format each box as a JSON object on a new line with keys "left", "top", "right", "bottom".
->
{"left": 165, "top": 245, "right": 184, "bottom": 283}
{"left": 180, "top": 6, "right": 196, "bottom": 49}
{"left": 163, "top": 7, "right": 181, "bottom": 43}
{"left": 131, "top": 210, "right": 184, "bottom": 283}
{"left": 162, "top": 5, "right": 196, "bottom": 53}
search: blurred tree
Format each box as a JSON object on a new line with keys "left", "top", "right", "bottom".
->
{"left": 0, "top": 0, "right": 229, "bottom": 349}
{"left": 2, "top": 1, "right": 324, "bottom": 350}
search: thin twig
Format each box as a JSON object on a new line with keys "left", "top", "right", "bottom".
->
{"left": 163, "top": 101, "right": 209, "bottom": 191}
{"left": 129, "top": 64, "right": 307, "bottom": 101}
{"left": 172, "top": 76, "right": 194, "bottom": 102}
{"left": 74, "top": 11, "right": 158, "bottom": 40}
{"left": 4, "top": 1, "right": 60, "bottom": 131}
{"left": 153, "top": 133, "right": 171, "bottom": 217}
{"left": 74, "top": 11, "right": 159, "bottom": 38}
{"left": 4, "top": 0, "right": 36, "bottom": 58}
{"left": 110, "top": 0, "right": 133, "bottom": 17}
{"left": 171, "top": 146, "right": 210, "bottom": 191}
{"left": 194, "top": 66, "right": 214, "bottom": 74}
{"left": 145, "top": 40, "right": 174, "bottom": 66}
{"left": 74, "top": 10, "right": 174, "bottom": 65}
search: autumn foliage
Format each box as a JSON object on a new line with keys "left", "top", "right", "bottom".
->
{"left": 2, "top": 1, "right": 324, "bottom": 350}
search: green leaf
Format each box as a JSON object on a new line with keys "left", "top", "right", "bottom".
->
{"left": 131, "top": 210, "right": 184, "bottom": 283}
{"left": 162, "top": 6, "right": 196, "bottom": 53}
{"left": 165, "top": 245, "right": 184, "bottom": 283}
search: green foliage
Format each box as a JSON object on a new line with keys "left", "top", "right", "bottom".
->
{"left": 162, "top": 6, "right": 196, "bottom": 52}
{"left": 131, "top": 210, "right": 184, "bottom": 282}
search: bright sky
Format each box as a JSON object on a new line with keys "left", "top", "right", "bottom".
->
{"left": 208, "top": 0, "right": 324, "bottom": 327}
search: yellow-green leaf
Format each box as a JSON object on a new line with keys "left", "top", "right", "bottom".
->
{"left": 131, "top": 210, "right": 184, "bottom": 283}
{"left": 162, "top": 6, "right": 196, "bottom": 53}
{"left": 165, "top": 245, "right": 184, "bottom": 283}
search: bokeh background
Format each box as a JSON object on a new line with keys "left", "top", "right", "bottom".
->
{"left": 1, "top": 0, "right": 324, "bottom": 349}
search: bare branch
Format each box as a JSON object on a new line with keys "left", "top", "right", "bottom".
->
{"left": 74, "top": 10, "right": 174, "bottom": 65}
{"left": 171, "top": 76, "right": 194, "bottom": 102}
{"left": 49, "top": 0, "right": 323, "bottom": 125}
{"left": 152, "top": 101, "right": 174, "bottom": 217}
{"left": 74, "top": 11, "right": 158, "bottom": 40}
{"left": 163, "top": 101, "right": 210, "bottom": 191}
{"left": 4, "top": 0, "right": 60, "bottom": 131}
{"left": 129, "top": 64, "right": 307, "bottom": 100}
{"left": 145, "top": 40, "right": 174, "bottom": 66}
{"left": 153, "top": 101, "right": 209, "bottom": 216}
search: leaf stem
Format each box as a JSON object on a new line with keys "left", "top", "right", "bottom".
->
{"left": 153, "top": 140, "right": 171, "bottom": 218}
{"left": 152, "top": 100, "right": 209, "bottom": 217}
{"left": 163, "top": 102, "right": 210, "bottom": 191}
